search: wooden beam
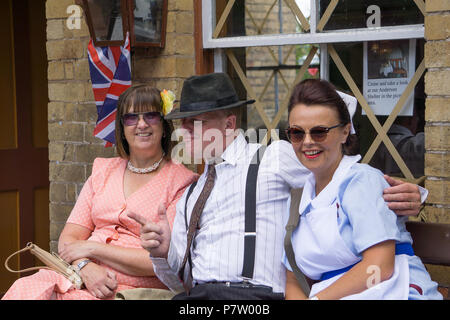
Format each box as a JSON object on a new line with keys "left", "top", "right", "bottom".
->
{"left": 213, "top": 0, "right": 236, "bottom": 38}
{"left": 317, "top": 0, "right": 338, "bottom": 32}
{"left": 261, "top": 46, "right": 318, "bottom": 144}
{"left": 412, "top": 0, "right": 426, "bottom": 16}
{"left": 226, "top": 49, "right": 277, "bottom": 142}
{"left": 284, "top": 0, "right": 310, "bottom": 31}
{"left": 194, "top": 0, "right": 214, "bottom": 74}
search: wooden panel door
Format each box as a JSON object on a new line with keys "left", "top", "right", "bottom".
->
{"left": 0, "top": 0, "right": 49, "bottom": 294}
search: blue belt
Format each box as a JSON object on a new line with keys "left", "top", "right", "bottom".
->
{"left": 320, "top": 242, "right": 414, "bottom": 281}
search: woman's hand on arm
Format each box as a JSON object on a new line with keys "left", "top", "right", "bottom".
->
{"left": 285, "top": 270, "right": 309, "bottom": 300}
{"left": 58, "top": 223, "right": 117, "bottom": 298}
{"left": 59, "top": 223, "right": 155, "bottom": 277}
{"left": 77, "top": 260, "right": 118, "bottom": 299}
{"left": 314, "top": 240, "right": 395, "bottom": 300}
{"left": 59, "top": 240, "right": 98, "bottom": 263}
{"left": 61, "top": 237, "right": 156, "bottom": 277}
{"left": 58, "top": 223, "right": 105, "bottom": 274}
{"left": 79, "top": 243, "right": 156, "bottom": 277}
{"left": 58, "top": 223, "right": 92, "bottom": 255}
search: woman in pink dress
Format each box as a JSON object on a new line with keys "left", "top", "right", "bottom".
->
{"left": 3, "top": 85, "right": 198, "bottom": 300}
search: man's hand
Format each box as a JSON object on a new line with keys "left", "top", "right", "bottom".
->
{"left": 128, "top": 203, "right": 171, "bottom": 259}
{"left": 383, "top": 175, "right": 422, "bottom": 216}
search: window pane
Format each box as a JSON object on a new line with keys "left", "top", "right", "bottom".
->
{"left": 87, "top": 0, "right": 124, "bottom": 42}
{"left": 319, "top": 0, "right": 423, "bottom": 31}
{"left": 226, "top": 44, "right": 320, "bottom": 143}
{"left": 133, "top": 0, "right": 163, "bottom": 43}
{"left": 214, "top": 0, "right": 310, "bottom": 38}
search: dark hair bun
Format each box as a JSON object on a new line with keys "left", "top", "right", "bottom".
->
{"left": 343, "top": 134, "right": 359, "bottom": 156}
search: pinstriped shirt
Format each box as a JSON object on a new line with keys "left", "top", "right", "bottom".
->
{"left": 151, "top": 133, "right": 309, "bottom": 293}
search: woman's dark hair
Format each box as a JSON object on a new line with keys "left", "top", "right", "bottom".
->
{"left": 288, "top": 79, "right": 359, "bottom": 155}
{"left": 115, "top": 84, "right": 174, "bottom": 159}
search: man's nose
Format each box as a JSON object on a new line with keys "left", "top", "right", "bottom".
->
{"left": 181, "top": 118, "right": 193, "bottom": 130}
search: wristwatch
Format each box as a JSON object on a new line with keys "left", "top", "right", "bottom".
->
{"left": 74, "top": 259, "right": 92, "bottom": 274}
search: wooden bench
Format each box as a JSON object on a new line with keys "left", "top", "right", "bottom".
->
{"left": 406, "top": 221, "right": 450, "bottom": 299}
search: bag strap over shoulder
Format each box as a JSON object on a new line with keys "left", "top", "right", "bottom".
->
{"left": 284, "top": 188, "right": 311, "bottom": 296}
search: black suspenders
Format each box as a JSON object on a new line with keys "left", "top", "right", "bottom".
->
{"left": 241, "top": 145, "right": 266, "bottom": 279}
{"left": 184, "top": 180, "right": 197, "bottom": 281}
{"left": 184, "top": 145, "right": 266, "bottom": 281}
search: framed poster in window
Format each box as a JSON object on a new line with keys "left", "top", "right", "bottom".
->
{"left": 363, "top": 39, "right": 416, "bottom": 116}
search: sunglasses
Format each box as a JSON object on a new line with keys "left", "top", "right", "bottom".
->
{"left": 285, "top": 124, "right": 345, "bottom": 143}
{"left": 121, "top": 111, "right": 162, "bottom": 126}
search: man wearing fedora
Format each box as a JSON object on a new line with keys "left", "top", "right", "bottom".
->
{"left": 130, "top": 72, "right": 425, "bottom": 300}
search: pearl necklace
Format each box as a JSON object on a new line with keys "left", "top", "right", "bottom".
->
{"left": 127, "top": 153, "right": 165, "bottom": 174}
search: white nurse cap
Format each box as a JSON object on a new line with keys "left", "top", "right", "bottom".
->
{"left": 337, "top": 91, "right": 357, "bottom": 134}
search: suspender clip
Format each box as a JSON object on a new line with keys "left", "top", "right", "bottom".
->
{"left": 241, "top": 278, "right": 251, "bottom": 288}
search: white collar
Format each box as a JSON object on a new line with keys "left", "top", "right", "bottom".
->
{"left": 299, "top": 155, "right": 361, "bottom": 215}
{"left": 219, "top": 133, "right": 248, "bottom": 166}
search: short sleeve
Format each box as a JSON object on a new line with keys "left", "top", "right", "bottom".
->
{"left": 339, "top": 166, "right": 402, "bottom": 254}
{"left": 66, "top": 175, "right": 95, "bottom": 231}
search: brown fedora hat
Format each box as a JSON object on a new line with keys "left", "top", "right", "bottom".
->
{"left": 164, "top": 72, "right": 255, "bottom": 120}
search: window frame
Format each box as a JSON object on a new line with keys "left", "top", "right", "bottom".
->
{"left": 202, "top": 0, "right": 424, "bottom": 50}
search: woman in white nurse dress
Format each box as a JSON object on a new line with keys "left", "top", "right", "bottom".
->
{"left": 282, "top": 79, "right": 442, "bottom": 300}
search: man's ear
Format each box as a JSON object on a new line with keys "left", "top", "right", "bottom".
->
{"left": 225, "top": 114, "right": 237, "bottom": 132}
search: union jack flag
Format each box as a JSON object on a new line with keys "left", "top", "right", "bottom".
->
{"left": 87, "top": 33, "right": 131, "bottom": 146}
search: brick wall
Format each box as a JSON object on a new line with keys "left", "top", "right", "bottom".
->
{"left": 46, "top": 0, "right": 196, "bottom": 251}
{"left": 133, "top": 1, "right": 195, "bottom": 94}
{"left": 423, "top": 0, "right": 450, "bottom": 285}
{"left": 424, "top": 1, "right": 450, "bottom": 223}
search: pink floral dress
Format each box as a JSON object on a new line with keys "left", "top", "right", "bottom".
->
{"left": 2, "top": 157, "right": 198, "bottom": 300}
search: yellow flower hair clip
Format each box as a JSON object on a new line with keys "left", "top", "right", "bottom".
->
{"left": 160, "top": 89, "right": 176, "bottom": 116}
